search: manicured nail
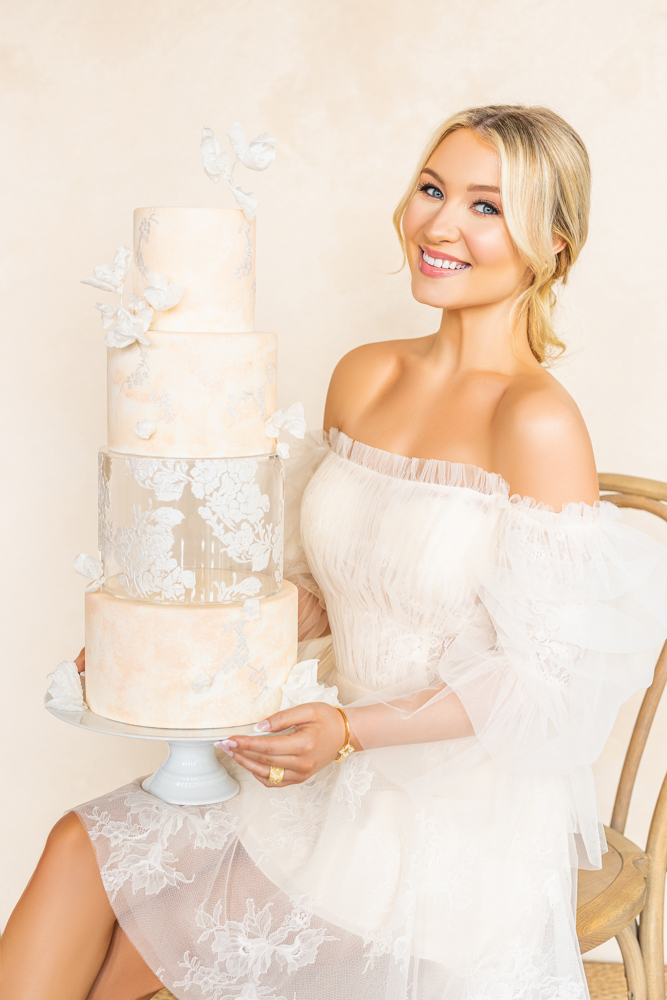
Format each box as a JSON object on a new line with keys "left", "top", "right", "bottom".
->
{"left": 254, "top": 720, "right": 271, "bottom": 732}
{"left": 218, "top": 746, "right": 234, "bottom": 757}
{"left": 215, "top": 739, "right": 238, "bottom": 749}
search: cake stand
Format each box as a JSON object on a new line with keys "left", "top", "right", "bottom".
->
{"left": 45, "top": 700, "right": 283, "bottom": 806}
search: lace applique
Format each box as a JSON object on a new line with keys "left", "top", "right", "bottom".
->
{"left": 334, "top": 754, "right": 373, "bottom": 820}
{"left": 175, "top": 895, "right": 336, "bottom": 999}
{"left": 256, "top": 771, "right": 336, "bottom": 863}
{"left": 85, "top": 786, "right": 238, "bottom": 900}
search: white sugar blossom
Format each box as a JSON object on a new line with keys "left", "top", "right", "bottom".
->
{"left": 265, "top": 401, "right": 306, "bottom": 441}
{"left": 95, "top": 302, "right": 120, "bottom": 330}
{"left": 142, "top": 273, "right": 184, "bottom": 312}
{"left": 134, "top": 419, "right": 157, "bottom": 440}
{"left": 81, "top": 246, "right": 132, "bottom": 294}
{"left": 127, "top": 293, "right": 154, "bottom": 329}
{"left": 46, "top": 660, "right": 87, "bottom": 712}
{"left": 231, "top": 185, "right": 259, "bottom": 222}
{"left": 73, "top": 552, "right": 105, "bottom": 593}
{"left": 104, "top": 306, "right": 150, "bottom": 349}
{"left": 279, "top": 659, "right": 340, "bottom": 711}
{"left": 200, "top": 127, "right": 232, "bottom": 183}
{"left": 201, "top": 120, "right": 276, "bottom": 221}
{"left": 226, "top": 121, "right": 277, "bottom": 171}
{"left": 276, "top": 441, "right": 290, "bottom": 460}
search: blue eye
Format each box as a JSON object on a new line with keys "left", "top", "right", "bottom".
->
{"left": 472, "top": 200, "right": 500, "bottom": 216}
{"left": 418, "top": 183, "right": 444, "bottom": 201}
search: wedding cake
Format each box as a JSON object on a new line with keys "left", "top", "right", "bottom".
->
{"left": 71, "top": 125, "right": 302, "bottom": 730}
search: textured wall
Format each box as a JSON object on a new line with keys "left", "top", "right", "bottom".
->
{"left": 1, "top": 0, "right": 666, "bottom": 963}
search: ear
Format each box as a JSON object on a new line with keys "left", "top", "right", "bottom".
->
{"left": 553, "top": 238, "right": 566, "bottom": 254}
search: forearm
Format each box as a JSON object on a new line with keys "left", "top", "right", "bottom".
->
{"left": 345, "top": 685, "right": 474, "bottom": 750}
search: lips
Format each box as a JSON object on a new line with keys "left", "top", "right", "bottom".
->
{"left": 419, "top": 247, "right": 471, "bottom": 278}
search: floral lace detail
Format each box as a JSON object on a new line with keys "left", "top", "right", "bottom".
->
{"left": 464, "top": 941, "right": 585, "bottom": 1000}
{"left": 174, "top": 895, "right": 336, "bottom": 999}
{"left": 127, "top": 457, "right": 191, "bottom": 501}
{"left": 113, "top": 504, "right": 196, "bottom": 600}
{"left": 334, "top": 753, "right": 373, "bottom": 820}
{"left": 256, "top": 771, "right": 336, "bottom": 863}
{"left": 85, "top": 786, "right": 238, "bottom": 901}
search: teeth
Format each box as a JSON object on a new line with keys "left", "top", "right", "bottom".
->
{"left": 422, "top": 250, "right": 468, "bottom": 270}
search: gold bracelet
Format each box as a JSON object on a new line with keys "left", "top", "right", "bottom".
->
{"left": 334, "top": 705, "right": 355, "bottom": 762}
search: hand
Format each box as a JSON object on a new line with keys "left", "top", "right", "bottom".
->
{"left": 216, "top": 702, "right": 355, "bottom": 787}
{"left": 74, "top": 647, "right": 85, "bottom": 673}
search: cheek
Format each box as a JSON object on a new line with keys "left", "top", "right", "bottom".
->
{"left": 466, "top": 225, "right": 519, "bottom": 273}
{"left": 402, "top": 198, "right": 429, "bottom": 243}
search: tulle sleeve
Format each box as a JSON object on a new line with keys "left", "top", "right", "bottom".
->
{"left": 443, "top": 499, "right": 667, "bottom": 775}
{"left": 283, "top": 432, "right": 332, "bottom": 639}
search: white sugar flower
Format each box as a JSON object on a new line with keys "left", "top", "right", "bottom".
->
{"left": 95, "top": 302, "right": 119, "bottom": 330}
{"left": 279, "top": 659, "right": 340, "bottom": 711}
{"left": 226, "top": 121, "right": 276, "bottom": 171}
{"left": 104, "top": 306, "right": 150, "bottom": 349}
{"left": 46, "top": 660, "right": 87, "bottom": 712}
{"left": 142, "top": 273, "right": 184, "bottom": 312}
{"left": 265, "top": 401, "right": 306, "bottom": 440}
{"left": 231, "top": 185, "right": 259, "bottom": 222}
{"left": 73, "top": 552, "right": 105, "bottom": 593}
{"left": 134, "top": 419, "right": 157, "bottom": 439}
{"left": 276, "top": 441, "right": 290, "bottom": 460}
{"left": 200, "top": 127, "right": 232, "bottom": 183}
{"left": 81, "top": 246, "right": 132, "bottom": 294}
{"left": 127, "top": 293, "right": 154, "bottom": 330}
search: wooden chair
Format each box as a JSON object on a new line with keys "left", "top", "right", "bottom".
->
{"left": 577, "top": 473, "right": 667, "bottom": 1000}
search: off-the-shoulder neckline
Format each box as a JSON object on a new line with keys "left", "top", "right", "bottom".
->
{"left": 326, "top": 427, "right": 616, "bottom": 521}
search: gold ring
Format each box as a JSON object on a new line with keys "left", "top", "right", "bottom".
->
{"left": 268, "top": 766, "right": 285, "bottom": 784}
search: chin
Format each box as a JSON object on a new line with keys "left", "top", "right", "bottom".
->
{"left": 410, "top": 276, "right": 464, "bottom": 310}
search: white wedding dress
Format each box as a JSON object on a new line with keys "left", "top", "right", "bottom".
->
{"left": 75, "top": 429, "right": 667, "bottom": 1000}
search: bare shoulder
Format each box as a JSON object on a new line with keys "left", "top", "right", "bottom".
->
{"left": 323, "top": 338, "right": 423, "bottom": 432}
{"left": 491, "top": 370, "right": 599, "bottom": 509}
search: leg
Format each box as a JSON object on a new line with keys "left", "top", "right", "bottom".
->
{"left": 87, "top": 923, "right": 163, "bottom": 1000}
{"left": 0, "top": 812, "right": 116, "bottom": 1000}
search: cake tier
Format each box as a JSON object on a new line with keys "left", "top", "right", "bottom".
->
{"left": 133, "top": 207, "right": 255, "bottom": 333}
{"left": 99, "top": 450, "right": 284, "bottom": 604}
{"left": 108, "top": 331, "right": 277, "bottom": 458}
{"left": 85, "top": 583, "right": 298, "bottom": 728}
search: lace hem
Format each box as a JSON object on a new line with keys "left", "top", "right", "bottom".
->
{"left": 327, "top": 428, "right": 620, "bottom": 524}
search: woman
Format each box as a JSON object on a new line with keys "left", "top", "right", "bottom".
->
{"left": 2, "top": 104, "right": 666, "bottom": 1000}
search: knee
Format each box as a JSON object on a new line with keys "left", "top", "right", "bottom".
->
{"left": 43, "top": 811, "right": 91, "bottom": 864}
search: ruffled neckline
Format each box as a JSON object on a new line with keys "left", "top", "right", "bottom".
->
{"left": 326, "top": 428, "right": 619, "bottom": 524}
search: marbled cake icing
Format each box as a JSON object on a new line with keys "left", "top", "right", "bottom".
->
{"left": 85, "top": 583, "right": 298, "bottom": 728}
{"left": 107, "top": 331, "right": 277, "bottom": 457}
{"left": 133, "top": 207, "right": 255, "bottom": 333}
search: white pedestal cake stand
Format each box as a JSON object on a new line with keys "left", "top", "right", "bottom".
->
{"left": 45, "top": 700, "right": 278, "bottom": 806}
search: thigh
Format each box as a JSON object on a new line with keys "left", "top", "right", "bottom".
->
{"left": 87, "top": 923, "right": 163, "bottom": 1000}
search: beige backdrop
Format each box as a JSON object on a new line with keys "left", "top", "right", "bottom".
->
{"left": 1, "top": 0, "right": 666, "bottom": 965}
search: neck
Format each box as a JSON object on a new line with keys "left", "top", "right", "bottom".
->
{"left": 429, "top": 298, "right": 541, "bottom": 375}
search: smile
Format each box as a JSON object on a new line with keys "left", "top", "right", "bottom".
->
{"left": 421, "top": 249, "right": 470, "bottom": 270}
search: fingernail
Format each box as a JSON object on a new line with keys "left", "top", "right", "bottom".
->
{"left": 215, "top": 739, "right": 238, "bottom": 749}
{"left": 254, "top": 720, "right": 271, "bottom": 732}
{"left": 218, "top": 746, "right": 234, "bottom": 757}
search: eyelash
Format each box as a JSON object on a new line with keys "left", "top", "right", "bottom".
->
{"left": 417, "top": 183, "right": 501, "bottom": 216}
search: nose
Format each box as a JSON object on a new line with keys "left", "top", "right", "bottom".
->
{"left": 423, "top": 201, "right": 460, "bottom": 245}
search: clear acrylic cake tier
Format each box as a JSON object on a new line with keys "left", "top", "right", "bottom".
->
{"left": 98, "top": 449, "right": 284, "bottom": 604}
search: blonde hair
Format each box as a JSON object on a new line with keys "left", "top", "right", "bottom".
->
{"left": 393, "top": 105, "right": 591, "bottom": 364}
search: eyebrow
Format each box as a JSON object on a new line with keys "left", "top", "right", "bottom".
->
{"left": 421, "top": 168, "right": 500, "bottom": 195}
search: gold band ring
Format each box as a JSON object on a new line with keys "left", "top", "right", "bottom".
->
{"left": 268, "top": 766, "right": 285, "bottom": 784}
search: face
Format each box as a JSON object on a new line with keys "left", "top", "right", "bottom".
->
{"left": 402, "top": 128, "right": 531, "bottom": 311}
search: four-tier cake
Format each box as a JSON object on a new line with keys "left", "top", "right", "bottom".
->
{"left": 84, "top": 207, "right": 298, "bottom": 729}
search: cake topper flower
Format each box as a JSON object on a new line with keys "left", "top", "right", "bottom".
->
{"left": 265, "top": 401, "right": 306, "bottom": 459}
{"left": 73, "top": 553, "right": 105, "bottom": 593}
{"left": 46, "top": 660, "right": 87, "bottom": 713}
{"left": 200, "top": 121, "right": 277, "bottom": 222}
{"left": 82, "top": 249, "right": 183, "bottom": 348}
